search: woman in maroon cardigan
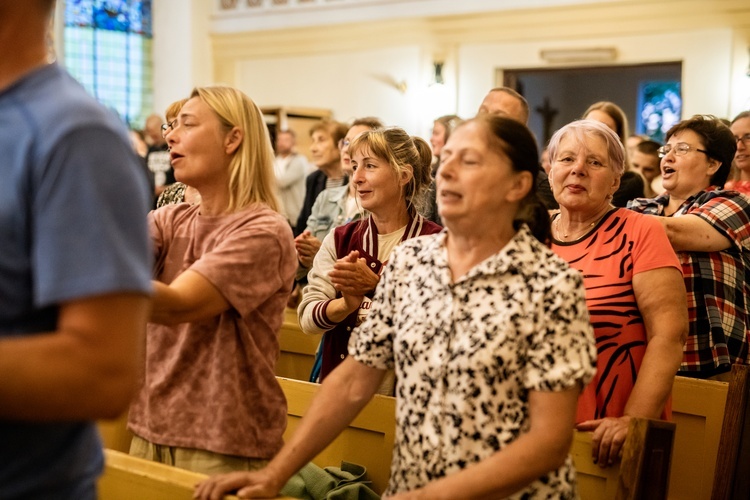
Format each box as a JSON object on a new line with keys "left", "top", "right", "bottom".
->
{"left": 298, "top": 127, "right": 441, "bottom": 387}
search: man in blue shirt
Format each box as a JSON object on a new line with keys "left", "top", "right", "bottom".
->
{"left": 0, "top": 1, "right": 152, "bottom": 498}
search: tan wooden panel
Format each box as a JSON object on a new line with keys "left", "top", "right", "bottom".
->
{"left": 571, "top": 430, "right": 620, "bottom": 500}
{"left": 670, "top": 376, "right": 729, "bottom": 500}
{"left": 277, "top": 308, "right": 319, "bottom": 381}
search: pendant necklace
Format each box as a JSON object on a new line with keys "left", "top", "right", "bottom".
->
{"left": 555, "top": 208, "right": 611, "bottom": 242}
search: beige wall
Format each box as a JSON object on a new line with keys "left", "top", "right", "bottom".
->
{"left": 152, "top": 0, "right": 213, "bottom": 117}
{"left": 457, "top": 28, "right": 734, "bottom": 119}
{"left": 154, "top": 0, "right": 750, "bottom": 138}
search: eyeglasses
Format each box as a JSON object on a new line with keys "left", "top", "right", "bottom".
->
{"left": 338, "top": 138, "right": 351, "bottom": 150}
{"left": 161, "top": 120, "right": 177, "bottom": 135}
{"left": 735, "top": 133, "right": 750, "bottom": 146}
{"left": 657, "top": 143, "right": 709, "bottom": 158}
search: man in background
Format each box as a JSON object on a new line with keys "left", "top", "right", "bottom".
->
{"left": 274, "top": 129, "right": 308, "bottom": 232}
{"left": 477, "top": 87, "right": 557, "bottom": 209}
{"left": 477, "top": 86, "right": 530, "bottom": 124}
{"left": 630, "top": 139, "right": 662, "bottom": 198}
{"left": 0, "top": 1, "right": 152, "bottom": 498}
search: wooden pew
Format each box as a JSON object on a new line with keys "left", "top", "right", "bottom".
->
{"left": 98, "top": 411, "right": 133, "bottom": 453}
{"left": 573, "top": 418, "right": 676, "bottom": 500}
{"left": 670, "top": 375, "right": 730, "bottom": 499}
{"left": 280, "top": 378, "right": 678, "bottom": 499}
{"left": 278, "top": 376, "right": 396, "bottom": 495}
{"left": 711, "top": 364, "right": 750, "bottom": 500}
{"left": 277, "top": 308, "right": 318, "bottom": 381}
{"left": 99, "top": 449, "right": 248, "bottom": 500}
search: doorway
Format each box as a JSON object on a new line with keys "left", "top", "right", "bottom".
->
{"left": 503, "top": 62, "right": 682, "bottom": 146}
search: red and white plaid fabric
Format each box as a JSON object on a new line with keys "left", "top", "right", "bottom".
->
{"left": 629, "top": 188, "right": 750, "bottom": 377}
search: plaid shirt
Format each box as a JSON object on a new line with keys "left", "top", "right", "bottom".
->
{"left": 629, "top": 188, "right": 750, "bottom": 376}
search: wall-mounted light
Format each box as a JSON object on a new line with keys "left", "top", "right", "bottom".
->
{"left": 540, "top": 47, "right": 618, "bottom": 64}
{"left": 433, "top": 61, "right": 445, "bottom": 85}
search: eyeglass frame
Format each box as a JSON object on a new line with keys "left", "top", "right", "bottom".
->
{"left": 657, "top": 142, "right": 710, "bottom": 159}
{"left": 734, "top": 133, "right": 750, "bottom": 146}
{"left": 337, "top": 138, "right": 351, "bottom": 150}
{"left": 161, "top": 119, "right": 177, "bottom": 135}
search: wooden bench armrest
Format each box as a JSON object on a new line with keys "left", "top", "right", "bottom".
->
{"left": 711, "top": 364, "right": 750, "bottom": 500}
{"left": 573, "top": 417, "right": 676, "bottom": 500}
{"left": 618, "top": 418, "right": 676, "bottom": 500}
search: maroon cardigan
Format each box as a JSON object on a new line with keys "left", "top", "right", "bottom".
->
{"left": 318, "top": 214, "right": 442, "bottom": 380}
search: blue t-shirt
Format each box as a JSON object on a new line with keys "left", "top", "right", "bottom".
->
{"left": 0, "top": 63, "right": 152, "bottom": 498}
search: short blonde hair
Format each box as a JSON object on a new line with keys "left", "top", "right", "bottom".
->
{"left": 191, "top": 86, "right": 278, "bottom": 213}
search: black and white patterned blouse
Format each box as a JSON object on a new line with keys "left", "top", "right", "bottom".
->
{"left": 349, "top": 225, "right": 597, "bottom": 499}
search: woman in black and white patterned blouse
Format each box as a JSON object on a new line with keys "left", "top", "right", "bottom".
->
{"left": 196, "top": 115, "right": 597, "bottom": 500}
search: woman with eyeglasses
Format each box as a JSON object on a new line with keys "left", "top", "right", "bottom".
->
{"left": 548, "top": 119, "right": 687, "bottom": 469}
{"left": 127, "top": 86, "right": 298, "bottom": 474}
{"left": 725, "top": 111, "right": 750, "bottom": 194}
{"left": 155, "top": 98, "right": 203, "bottom": 208}
{"left": 629, "top": 114, "right": 750, "bottom": 381}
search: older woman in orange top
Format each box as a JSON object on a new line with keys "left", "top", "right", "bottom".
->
{"left": 548, "top": 119, "right": 687, "bottom": 467}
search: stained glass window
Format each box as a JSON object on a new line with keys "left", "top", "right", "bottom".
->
{"left": 63, "top": 0, "right": 153, "bottom": 128}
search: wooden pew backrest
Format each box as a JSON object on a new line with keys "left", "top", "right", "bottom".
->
{"left": 573, "top": 418, "right": 676, "bottom": 500}
{"left": 571, "top": 431, "right": 620, "bottom": 499}
{"left": 277, "top": 308, "right": 318, "bottom": 381}
{"left": 278, "top": 376, "right": 395, "bottom": 495}
{"left": 670, "top": 376, "right": 729, "bottom": 499}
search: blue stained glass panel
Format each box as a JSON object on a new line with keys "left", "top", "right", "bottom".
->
{"left": 63, "top": 0, "right": 153, "bottom": 127}
{"left": 65, "top": 0, "right": 151, "bottom": 36}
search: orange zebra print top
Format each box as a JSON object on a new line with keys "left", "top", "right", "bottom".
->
{"left": 552, "top": 208, "right": 680, "bottom": 422}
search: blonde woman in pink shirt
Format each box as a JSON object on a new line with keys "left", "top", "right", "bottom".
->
{"left": 127, "top": 85, "right": 297, "bottom": 474}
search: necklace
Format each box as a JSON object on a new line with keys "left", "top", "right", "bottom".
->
{"left": 554, "top": 208, "right": 612, "bottom": 242}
